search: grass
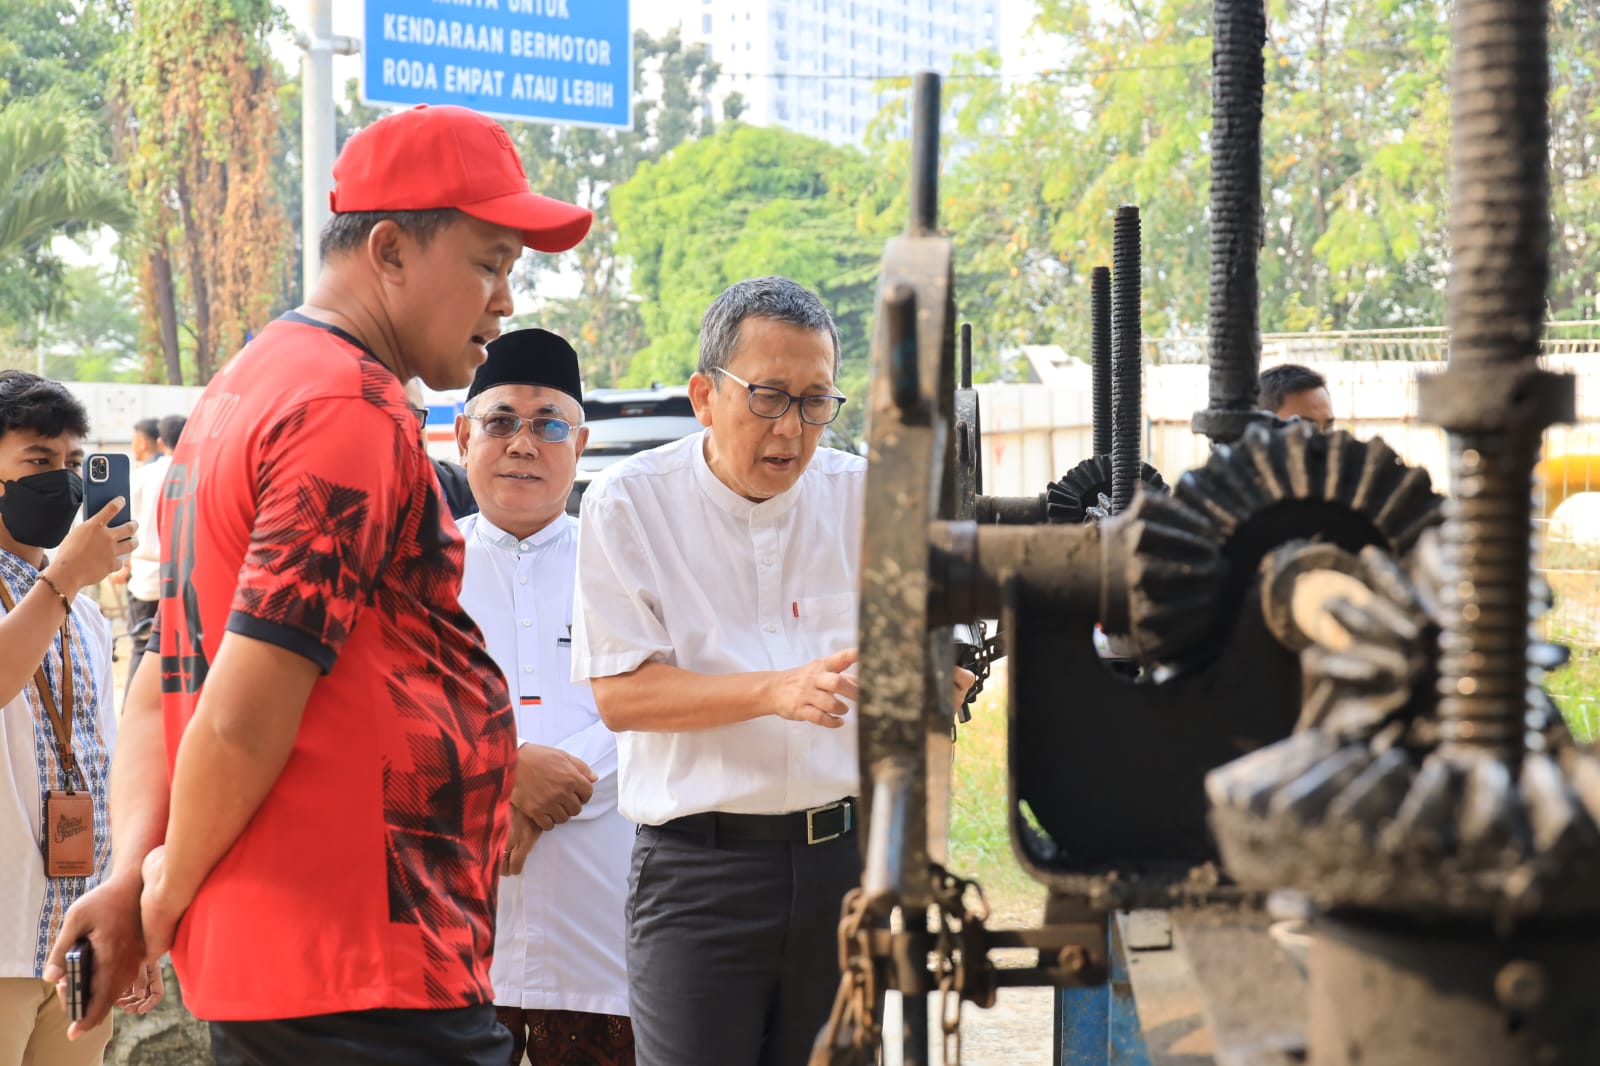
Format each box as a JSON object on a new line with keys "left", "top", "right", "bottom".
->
{"left": 1551, "top": 653, "right": 1600, "bottom": 741}
{"left": 947, "top": 668, "right": 1047, "bottom": 926}
{"left": 1542, "top": 534, "right": 1600, "bottom": 741}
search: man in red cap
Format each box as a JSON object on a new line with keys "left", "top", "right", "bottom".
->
{"left": 45, "top": 105, "right": 591, "bottom": 1063}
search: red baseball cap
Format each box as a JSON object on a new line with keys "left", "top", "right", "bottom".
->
{"left": 330, "top": 104, "right": 592, "bottom": 253}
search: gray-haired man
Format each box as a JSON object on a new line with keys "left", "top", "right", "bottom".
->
{"left": 572, "top": 277, "right": 864, "bottom": 1065}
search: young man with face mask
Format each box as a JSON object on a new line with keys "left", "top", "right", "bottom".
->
{"left": 0, "top": 371, "right": 152, "bottom": 1066}
{"left": 454, "top": 329, "right": 634, "bottom": 1065}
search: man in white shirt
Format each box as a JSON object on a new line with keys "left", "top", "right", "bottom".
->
{"left": 117, "top": 416, "right": 178, "bottom": 694}
{"left": 109, "top": 421, "right": 155, "bottom": 623}
{"left": 455, "top": 329, "right": 634, "bottom": 1066}
{"left": 573, "top": 277, "right": 970, "bottom": 1066}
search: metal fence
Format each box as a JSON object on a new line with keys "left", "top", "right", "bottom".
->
{"left": 1144, "top": 319, "right": 1600, "bottom": 365}
{"left": 985, "top": 329, "right": 1600, "bottom": 739}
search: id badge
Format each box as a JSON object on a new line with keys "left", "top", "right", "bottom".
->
{"left": 45, "top": 790, "right": 94, "bottom": 878}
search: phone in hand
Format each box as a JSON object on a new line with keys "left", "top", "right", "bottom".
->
{"left": 82, "top": 453, "right": 131, "bottom": 527}
{"left": 64, "top": 937, "right": 93, "bottom": 1023}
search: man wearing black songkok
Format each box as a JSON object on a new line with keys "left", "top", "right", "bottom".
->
{"left": 455, "top": 328, "right": 635, "bottom": 1066}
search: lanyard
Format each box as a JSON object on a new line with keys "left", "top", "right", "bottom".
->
{"left": 0, "top": 577, "right": 78, "bottom": 791}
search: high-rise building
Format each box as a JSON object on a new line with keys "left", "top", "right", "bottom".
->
{"left": 655, "top": 0, "right": 1001, "bottom": 146}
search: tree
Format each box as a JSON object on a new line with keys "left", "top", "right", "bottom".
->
{"left": 610, "top": 123, "right": 883, "bottom": 440}
{"left": 1549, "top": 0, "right": 1600, "bottom": 321}
{"left": 0, "top": 89, "right": 132, "bottom": 322}
{"left": 0, "top": 0, "right": 119, "bottom": 110}
{"left": 502, "top": 28, "right": 724, "bottom": 387}
{"left": 120, "top": 0, "right": 292, "bottom": 384}
{"left": 0, "top": 263, "right": 143, "bottom": 382}
{"left": 0, "top": 2, "right": 127, "bottom": 328}
{"left": 937, "top": 0, "right": 1596, "bottom": 362}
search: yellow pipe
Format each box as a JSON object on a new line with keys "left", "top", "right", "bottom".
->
{"left": 1537, "top": 453, "right": 1600, "bottom": 518}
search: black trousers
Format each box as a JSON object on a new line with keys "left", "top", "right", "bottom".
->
{"left": 122, "top": 595, "right": 158, "bottom": 702}
{"left": 626, "top": 824, "right": 861, "bottom": 1066}
{"left": 209, "top": 1004, "right": 511, "bottom": 1066}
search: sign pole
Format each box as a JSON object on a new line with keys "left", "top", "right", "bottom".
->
{"left": 299, "top": 0, "right": 359, "bottom": 301}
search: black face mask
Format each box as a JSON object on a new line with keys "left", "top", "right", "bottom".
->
{"left": 0, "top": 468, "right": 84, "bottom": 550}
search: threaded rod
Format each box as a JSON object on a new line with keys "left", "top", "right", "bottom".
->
{"left": 1091, "top": 266, "right": 1113, "bottom": 458}
{"left": 1112, "top": 206, "right": 1143, "bottom": 516}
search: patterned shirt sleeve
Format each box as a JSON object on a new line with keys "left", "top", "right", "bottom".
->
{"left": 225, "top": 397, "right": 414, "bottom": 672}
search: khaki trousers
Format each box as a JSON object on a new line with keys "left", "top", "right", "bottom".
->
{"left": 0, "top": 978, "right": 112, "bottom": 1066}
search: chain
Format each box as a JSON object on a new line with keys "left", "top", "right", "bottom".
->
{"left": 811, "top": 888, "right": 879, "bottom": 1066}
{"left": 816, "top": 872, "right": 998, "bottom": 1066}
{"left": 929, "top": 865, "right": 998, "bottom": 1066}
{"left": 956, "top": 620, "right": 1006, "bottom": 717}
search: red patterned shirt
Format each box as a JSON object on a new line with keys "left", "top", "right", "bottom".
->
{"left": 155, "top": 312, "right": 515, "bottom": 1021}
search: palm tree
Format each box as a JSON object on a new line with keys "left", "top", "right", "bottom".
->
{"left": 0, "top": 89, "right": 131, "bottom": 261}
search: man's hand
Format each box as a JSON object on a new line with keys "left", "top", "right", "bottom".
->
{"left": 138, "top": 845, "right": 188, "bottom": 963}
{"left": 770, "top": 648, "right": 859, "bottom": 728}
{"left": 953, "top": 666, "right": 977, "bottom": 713}
{"left": 510, "top": 744, "right": 597, "bottom": 831}
{"left": 501, "top": 807, "right": 543, "bottom": 876}
{"left": 42, "top": 871, "right": 146, "bottom": 1038}
{"left": 46, "top": 500, "right": 137, "bottom": 596}
{"left": 115, "top": 961, "right": 165, "bottom": 1016}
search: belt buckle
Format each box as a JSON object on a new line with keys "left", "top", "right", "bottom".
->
{"left": 805, "top": 800, "right": 850, "bottom": 845}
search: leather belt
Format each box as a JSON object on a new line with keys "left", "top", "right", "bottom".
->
{"left": 653, "top": 797, "right": 856, "bottom": 846}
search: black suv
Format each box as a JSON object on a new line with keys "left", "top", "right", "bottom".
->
{"left": 567, "top": 386, "right": 701, "bottom": 515}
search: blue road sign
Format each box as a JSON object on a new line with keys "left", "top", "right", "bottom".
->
{"left": 362, "top": 0, "right": 631, "bottom": 130}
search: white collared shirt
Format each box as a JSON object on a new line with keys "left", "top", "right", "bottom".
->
{"left": 457, "top": 512, "right": 630, "bottom": 1017}
{"left": 0, "top": 550, "right": 115, "bottom": 979}
{"left": 127, "top": 453, "right": 171, "bottom": 602}
{"left": 572, "top": 430, "right": 866, "bottom": 827}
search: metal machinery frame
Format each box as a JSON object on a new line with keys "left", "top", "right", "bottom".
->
{"left": 823, "top": 2, "right": 1594, "bottom": 1064}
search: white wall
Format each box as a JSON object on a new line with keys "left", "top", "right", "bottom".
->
{"left": 58, "top": 382, "right": 207, "bottom": 450}
{"left": 976, "top": 356, "right": 1600, "bottom": 501}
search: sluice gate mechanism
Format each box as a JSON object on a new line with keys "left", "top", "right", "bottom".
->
{"left": 825, "top": 2, "right": 1595, "bottom": 1064}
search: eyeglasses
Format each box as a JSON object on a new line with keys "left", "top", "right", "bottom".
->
{"left": 468, "top": 413, "right": 574, "bottom": 443}
{"left": 407, "top": 405, "right": 429, "bottom": 428}
{"left": 714, "top": 368, "right": 847, "bottom": 426}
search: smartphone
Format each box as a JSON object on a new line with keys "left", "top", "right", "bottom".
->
{"left": 64, "top": 937, "right": 92, "bottom": 1023}
{"left": 82, "top": 453, "right": 131, "bottom": 527}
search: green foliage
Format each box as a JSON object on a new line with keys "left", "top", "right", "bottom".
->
{"left": 0, "top": 89, "right": 131, "bottom": 321}
{"left": 120, "top": 0, "right": 292, "bottom": 382}
{"left": 0, "top": 4, "right": 127, "bottom": 333}
{"left": 610, "top": 123, "right": 882, "bottom": 439}
{"left": 0, "top": 0, "right": 120, "bottom": 110}
{"left": 932, "top": 0, "right": 1595, "bottom": 364}
{"left": 1549, "top": 0, "right": 1600, "bottom": 320}
{"left": 503, "top": 28, "right": 723, "bottom": 388}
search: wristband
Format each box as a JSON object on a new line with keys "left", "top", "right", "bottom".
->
{"left": 35, "top": 573, "right": 72, "bottom": 616}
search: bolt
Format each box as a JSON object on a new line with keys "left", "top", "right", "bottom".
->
{"left": 1494, "top": 960, "right": 1547, "bottom": 1012}
{"left": 1058, "top": 945, "right": 1090, "bottom": 973}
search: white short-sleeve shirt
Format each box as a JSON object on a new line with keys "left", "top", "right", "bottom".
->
{"left": 457, "top": 513, "right": 629, "bottom": 1016}
{"left": 572, "top": 430, "right": 866, "bottom": 826}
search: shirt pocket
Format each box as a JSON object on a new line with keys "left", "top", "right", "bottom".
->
{"left": 791, "top": 593, "right": 858, "bottom": 661}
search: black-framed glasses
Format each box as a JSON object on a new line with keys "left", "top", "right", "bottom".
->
{"left": 407, "top": 405, "right": 429, "bottom": 428}
{"left": 715, "top": 367, "right": 847, "bottom": 426}
{"left": 468, "top": 413, "right": 574, "bottom": 443}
